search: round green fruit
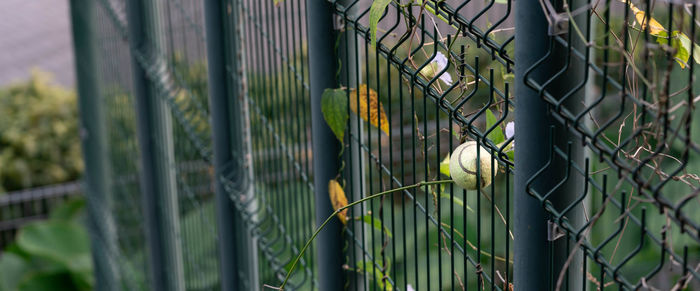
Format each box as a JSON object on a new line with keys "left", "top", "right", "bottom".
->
{"left": 449, "top": 141, "right": 498, "bottom": 190}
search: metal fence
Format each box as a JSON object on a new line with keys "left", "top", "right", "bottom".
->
{"left": 69, "top": 0, "right": 700, "bottom": 290}
{"left": 0, "top": 182, "right": 83, "bottom": 250}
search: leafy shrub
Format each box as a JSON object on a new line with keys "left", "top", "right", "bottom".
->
{"left": 0, "top": 71, "right": 82, "bottom": 193}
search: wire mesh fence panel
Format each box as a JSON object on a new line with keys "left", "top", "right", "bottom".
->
{"left": 74, "top": 0, "right": 224, "bottom": 289}
{"left": 326, "top": 1, "right": 515, "bottom": 290}
{"left": 518, "top": 0, "right": 700, "bottom": 290}
{"left": 69, "top": 0, "right": 700, "bottom": 290}
{"left": 86, "top": 2, "right": 151, "bottom": 289}
{"left": 231, "top": 0, "right": 318, "bottom": 288}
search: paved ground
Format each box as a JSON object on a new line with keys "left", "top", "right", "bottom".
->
{"left": 0, "top": 0, "right": 74, "bottom": 87}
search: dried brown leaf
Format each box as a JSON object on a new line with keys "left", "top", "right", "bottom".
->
{"left": 350, "top": 84, "right": 390, "bottom": 135}
{"left": 628, "top": 3, "right": 665, "bottom": 36}
{"left": 328, "top": 180, "right": 348, "bottom": 224}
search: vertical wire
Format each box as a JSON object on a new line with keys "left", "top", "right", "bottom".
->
{"left": 281, "top": 0, "right": 303, "bottom": 263}
{"left": 504, "top": 84, "right": 511, "bottom": 291}
{"left": 353, "top": 16, "right": 368, "bottom": 291}
{"left": 449, "top": 81, "right": 455, "bottom": 291}
{"left": 361, "top": 28, "right": 375, "bottom": 291}
{"left": 386, "top": 13, "right": 397, "bottom": 291}
{"left": 436, "top": 35, "right": 444, "bottom": 291}
{"left": 343, "top": 11, "right": 359, "bottom": 290}
{"left": 275, "top": 0, "right": 298, "bottom": 266}
{"left": 254, "top": 0, "right": 276, "bottom": 275}
{"left": 399, "top": 26, "right": 409, "bottom": 290}
{"left": 423, "top": 26, "right": 431, "bottom": 291}
{"left": 374, "top": 15, "right": 386, "bottom": 291}
{"left": 244, "top": 0, "right": 267, "bottom": 283}
{"left": 266, "top": 0, "right": 288, "bottom": 266}
{"left": 489, "top": 68, "right": 496, "bottom": 291}
{"left": 262, "top": 0, "right": 284, "bottom": 257}
{"left": 410, "top": 14, "right": 420, "bottom": 290}
{"left": 474, "top": 53, "right": 483, "bottom": 291}
{"left": 461, "top": 42, "right": 468, "bottom": 291}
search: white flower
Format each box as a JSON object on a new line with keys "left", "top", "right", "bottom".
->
{"left": 505, "top": 121, "right": 514, "bottom": 139}
{"left": 406, "top": 284, "right": 415, "bottom": 291}
{"left": 420, "top": 51, "right": 453, "bottom": 85}
{"left": 434, "top": 52, "right": 453, "bottom": 85}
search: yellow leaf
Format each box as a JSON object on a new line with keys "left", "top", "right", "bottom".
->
{"left": 628, "top": 3, "right": 665, "bottom": 36}
{"left": 329, "top": 180, "right": 349, "bottom": 224}
{"left": 350, "top": 85, "right": 390, "bottom": 135}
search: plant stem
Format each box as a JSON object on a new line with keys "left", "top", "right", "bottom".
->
{"left": 272, "top": 179, "right": 454, "bottom": 290}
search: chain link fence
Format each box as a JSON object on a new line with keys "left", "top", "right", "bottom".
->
{"left": 69, "top": 0, "right": 699, "bottom": 290}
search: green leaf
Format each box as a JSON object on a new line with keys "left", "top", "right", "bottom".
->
{"left": 693, "top": 42, "right": 700, "bottom": 65}
{"left": 656, "top": 31, "right": 691, "bottom": 68}
{"left": 485, "top": 108, "right": 505, "bottom": 144}
{"left": 675, "top": 32, "right": 692, "bottom": 68}
{"left": 439, "top": 154, "right": 450, "bottom": 177}
{"left": 494, "top": 0, "right": 508, "bottom": 4}
{"left": 501, "top": 66, "right": 514, "bottom": 82}
{"left": 321, "top": 88, "right": 349, "bottom": 141}
{"left": 356, "top": 260, "right": 393, "bottom": 290}
{"left": 16, "top": 221, "right": 92, "bottom": 276}
{"left": 49, "top": 198, "right": 85, "bottom": 221}
{"left": 439, "top": 192, "right": 474, "bottom": 213}
{"left": 506, "top": 145, "right": 515, "bottom": 161}
{"left": 18, "top": 272, "right": 79, "bottom": 291}
{"left": 369, "top": 0, "right": 392, "bottom": 48}
{"left": 452, "top": 128, "right": 461, "bottom": 140}
{"left": 0, "top": 252, "right": 30, "bottom": 291}
{"left": 357, "top": 214, "right": 392, "bottom": 238}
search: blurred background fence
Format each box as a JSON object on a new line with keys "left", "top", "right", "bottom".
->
{"left": 0, "top": 182, "right": 83, "bottom": 249}
{"left": 60, "top": 0, "right": 700, "bottom": 290}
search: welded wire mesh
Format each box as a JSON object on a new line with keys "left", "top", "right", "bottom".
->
{"left": 231, "top": 0, "right": 318, "bottom": 288}
{"left": 327, "top": 1, "right": 515, "bottom": 290}
{"left": 521, "top": 0, "right": 700, "bottom": 290}
{"left": 83, "top": 0, "right": 222, "bottom": 289}
{"left": 72, "top": 0, "right": 700, "bottom": 290}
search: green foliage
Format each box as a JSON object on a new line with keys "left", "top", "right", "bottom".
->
{"left": 369, "top": 0, "right": 393, "bottom": 48}
{"left": 0, "top": 253, "right": 29, "bottom": 291}
{"left": 0, "top": 198, "right": 93, "bottom": 291}
{"left": 485, "top": 108, "right": 505, "bottom": 145}
{"left": 357, "top": 214, "right": 392, "bottom": 238}
{"left": 355, "top": 259, "right": 393, "bottom": 290}
{"left": 439, "top": 154, "right": 450, "bottom": 177}
{"left": 656, "top": 30, "right": 693, "bottom": 68}
{"left": 321, "top": 88, "right": 349, "bottom": 141}
{"left": 0, "top": 72, "right": 82, "bottom": 193}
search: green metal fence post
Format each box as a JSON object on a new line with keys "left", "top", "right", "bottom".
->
{"left": 306, "top": 1, "right": 345, "bottom": 290}
{"left": 203, "top": 0, "right": 255, "bottom": 290}
{"left": 126, "top": 0, "right": 185, "bottom": 290}
{"left": 514, "top": 0, "right": 586, "bottom": 290}
{"left": 70, "top": 1, "right": 118, "bottom": 289}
